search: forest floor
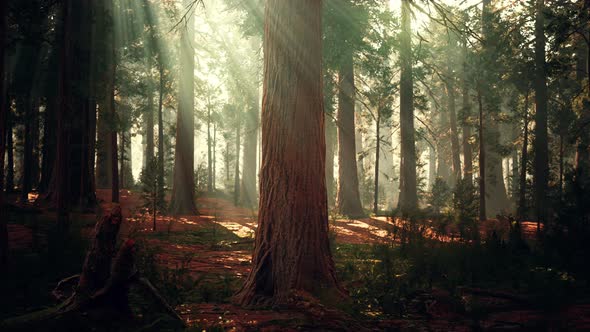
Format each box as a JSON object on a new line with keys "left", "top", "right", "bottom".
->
{"left": 3, "top": 189, "right": 590, "bottom": 331}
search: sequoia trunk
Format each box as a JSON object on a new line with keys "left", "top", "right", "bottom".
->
{"left": 336, "top": 49, "right": 364, "bottom": 218}
{"left": 235, "top": 0, "right": 344, "bottom": 306}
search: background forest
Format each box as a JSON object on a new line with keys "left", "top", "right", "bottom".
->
{"left": 1, "top": 0, "right": 590, "bottom": 330}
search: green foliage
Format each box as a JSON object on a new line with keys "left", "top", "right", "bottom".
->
{"left": 428, "top": 177, "right": 451, "bottom": 214}
{"left": 452, "top": 178, "right": 479, "bottom": 241}
{"left": 139, "top": 157, "right": 167, "bottom": 224}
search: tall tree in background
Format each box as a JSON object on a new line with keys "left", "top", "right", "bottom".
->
{"left": 398, "top": 0, "right": 418, "bottom": 215}
{"left": 46, "top": 0, "right": 97, "bottom": 212}
{"left": 240, "top": 83, "right": 259, "bottom": 208}
{"left": 235, "top": 0, "right": 344, "bottom": 305}
{"left": 325, "top": 0, "right": 366, "bottom": 218}
{"left": 336, "top": 47, "right": 365, "bottom": 217}
{"left": 479, "top": 0, "right": 509, "bottom": 217}
{"left": 170, "top": 0, "right": 197, "bottom": 215}
{"left": 533, "top": 0, "right": 549, "bottom": 226}
{"left": 0, "top": 0, "right": 8, "bottom": 266}
{"left": 461, "top": 38, "right": 473, "bottom": 184}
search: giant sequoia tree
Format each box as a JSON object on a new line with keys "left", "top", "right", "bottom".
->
{"left": 398, "top": 0, "right": 418, "bottom": 215}
{"left": 170, "top": 0, "right": 197, "bottom": 215}
{"left": 235, "top": 0, "right": 344, "bottom": 306}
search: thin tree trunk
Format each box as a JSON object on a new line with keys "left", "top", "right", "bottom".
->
{"left": 40, "top": 90, "right": 57, "bottom": 193}
{"left": 207, "top": 103, "right": 212, "bottom": 193}
{"left": 157, "top": 62, "right": 165, "bottom": 202}
{"left": 559, "top": 134, "right": 564, "bottom": 199}
{"left": 447, "top": 81, "right": 461, "bottom": 185}
{"left": 398, "top": 0, "right": 418, "bottom": 215}
{"left": 324, "top": 73, "right": 336, "bottom": 208}
{"left": 6, "top": 116, "right": 14, "bottom": 192}
{"left": 110, "top": 46, "right": 119, "bottom": 203}
{"left": 145, "top": 59, "right": 155, "bottom": 166}
{"left": 478, "top": 88, "right": 486, "bottom": 221}
{"left": 234, "top": 0, "right": 344, "bottom": 306}
{"left": 373, "top": 112, "right": 380, "bottom": 214}
{"left": 533, "top": 0, "right": 548, "bottom": 229}
{"left": 574, "top": 0, "right": 590, "bottom": 184}
{"left": 519, "top": 93, "right": 529, "bottom": 219}
{"left": 234, "top": 118, "right": 241, "bottom": 206}
{"left": 170, "top": 0, "right": 197, "bottom": 215}
{"left": 213, "top": 123, "right": 216, "bottom": 190}
{"left": 0, "top": 0, "right": 8, "bottom": 266}
{"left": 462, "top": 43, "right": 473, "bottom": 184}
{"left": 240, "top": 89, "right": 259, "bottom": 208}
{"left": 429, "top": 144, "right": 436, "bottom": 188}
{"left": 21, "top": 98, "right": 34, "bottom": 202}
{"left": 336, "top": 48, "right": 364, "bottom": 218}
{"left": 56, "top": 0, "right": 72, "bottom": 227}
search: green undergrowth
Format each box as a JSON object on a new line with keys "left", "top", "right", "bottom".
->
{"left": 332, "top": 234, "right": 584, "bottom": 320}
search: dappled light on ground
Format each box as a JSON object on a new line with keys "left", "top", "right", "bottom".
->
{"left": 3, "top": 190, "right": 586, "bottom": 330}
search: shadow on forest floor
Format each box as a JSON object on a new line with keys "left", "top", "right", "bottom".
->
{"left": 2, "top": 189, "right": 590, "bottom": 331}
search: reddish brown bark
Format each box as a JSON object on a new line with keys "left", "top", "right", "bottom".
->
{"left": 77, "top": 205, "right": 123, "bottom": 297}
{"left": 398, "top": 0, "right": 418, "bottom": 214}
{"left": 170, "top": 0, "right": 197, "bottom": 215}
{"left": 234, "top": 0, "right": 345, "bottom": 306}
{"left": 46, "top": 0, "right": 97, "bottom": 213}
{"left": 336, "top": 49, "right": 364, "bottom": 218}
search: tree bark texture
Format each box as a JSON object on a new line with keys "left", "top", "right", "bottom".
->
{"left": 170, "top": 0, "right": 197, "bottom": 215}
{"left": 533, "top": 0, "right": 549, "bottom": 226}
{"left": 234, "top": 0, "right": 344, "bottom": 306}
{"left": 398, "top": 0, "right": 418, "bottom": 215}
{"left": 336, "top": 49, "right": 364, "bottom": 218}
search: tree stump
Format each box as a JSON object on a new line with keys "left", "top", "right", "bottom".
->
{"left": 1, "top": 205, "right": 184, "bottom": 331}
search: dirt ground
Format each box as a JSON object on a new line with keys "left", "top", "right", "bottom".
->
{"left": 5, "top": 189, "right": 588, "bottom": 331}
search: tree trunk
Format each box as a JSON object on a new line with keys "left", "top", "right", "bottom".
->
{"left": 234, "top": 0, "right": 345, "bottom": 306}
{"left": 398, "top": 0, "right": 418, "bottom": 215}
{"left": 0, "top": 0, "right": 8, "bottom": 267}
{"left": 110, "top": 47, "right": 119, "bottom": 203}
{"left": 96, "top": 100, "right": 113, "bottom": 189}
{"left": 20, "top": 98, "right": 34, "bottom": 203}
{"left": 6, "top": 115, "right": 14, "bottom": 192}
{"left": 478, "top": 89, "right": 486, "bottom": 221}
{"left": 574, "top": 0, "right": 590, "bottom": 182}
{"left": 144, "top": 59, "right": 155, "bottom": 168}
{"left": 429, "top": 144, "right": 436, "bottom": 188}
{"left": 240, "top": 88, "right": 259, "bottom": 208}
{"left": 157, "top": 62, "right": 165, "bottom": 202}
{"left": 533, "top": 0, "right": 548, "bottom": 228}
{"left": 213, "top": 123, "right": 217, "bottom": 190}
{"left": 234, "top": 116, "right": 240, "bottom": 206}
{"left": 207, "top": 103, "right": 213, "bottom": 193}
{"left": 324, "top": 73, "right": 336, "bottom": 208}
{"left": 480, "top": 0, "right": 509, "bottom": 217}
{"left": 46, "top": 0, "right": 96, "bottom": 212}
{"left": 462, "top": 42, "right": 473, "bottom": 184}
{"left": 447, "top": 81, "right": 461, "bottom": 185}
{"left": 336, "top": 48, "right": 364, "bottom": 218}
{"left": 373, "top": 112, "right": 380, "bottom": 214}
{"left": 119, "top": 129, "right": 133, "bottom": 189}
{"left": 55, "top": 0, "right": 73, "bottom": 227}
{"left": 170, "top": 0, "right": 197, "bottom": 215}
{"left": 518, "top": 93, "right": 529, "bottom": 219}
{"left": 40, "top": 87, "right": 57, "bottom": 193}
